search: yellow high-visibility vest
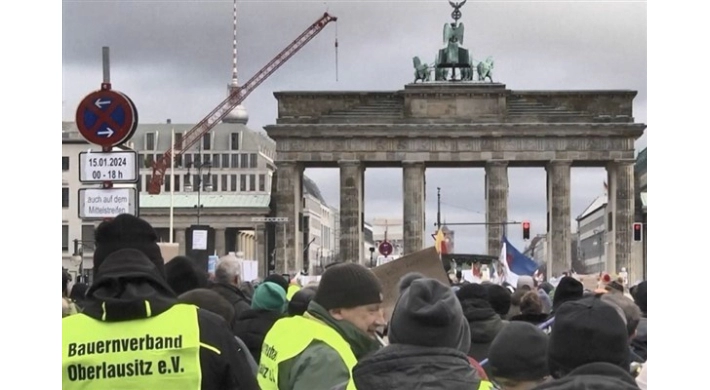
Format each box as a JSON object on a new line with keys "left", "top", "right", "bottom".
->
{"left": 258, "top": 314, "right": 357, "bottom": 390}
{"left": 286, "top": 284, "right": 301, "bottom": 301}
{"left": 62, "top": 303, "right": 202, "bottom": 390}
{"left": 478, "top": 380, "right": 495, "bottom": 390}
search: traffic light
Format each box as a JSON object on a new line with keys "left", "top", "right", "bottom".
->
{"left": 633, "top": 223, "right": 643, "bottom": 242}
{"left": 522, "top": 221, "right": 531, "bottom": 240}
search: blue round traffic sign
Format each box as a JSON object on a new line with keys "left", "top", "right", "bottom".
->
{"left": 75, "top": 89, "right": 137, "bottom": 148}
{"left": 379, "top": 240, "right": 393, "bottom": 257}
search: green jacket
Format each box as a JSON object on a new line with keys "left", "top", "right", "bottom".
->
{"left": 278, "top": 301, "right": 382, "bottom": 390}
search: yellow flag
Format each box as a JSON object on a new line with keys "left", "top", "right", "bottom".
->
{"left": 434, "top": 228, "right": 446, "bottom": 254}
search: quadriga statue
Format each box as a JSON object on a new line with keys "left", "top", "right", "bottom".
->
{"left": 412, "top": 56, "right": 431, "bottom": 83}
{"left": 476, "top": 57, "right": 494, "bottom": 82}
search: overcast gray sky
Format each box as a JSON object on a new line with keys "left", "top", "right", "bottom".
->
{"left": 63, "top": 0, "right": 647, "bottom": 254}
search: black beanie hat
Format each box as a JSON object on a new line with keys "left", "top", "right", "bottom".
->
{"left": 552, "top": 276, "right": 583, "bottom": 311}
{"left": 484, "top": 283, "right": 512, "bottom": 316}
{"left": 314, "top": 262, "right": 383, "bottom": 310}
{"left": 633, "top": 281, "right": 647, "bottom": 314}
{"left": 288, "top": 287, "right": 317, "bottom": 316}
{"left": 93, "top": 214, "right": 165, "bottom": 276}
{"left": 456, "top": 282, "right": 488, "bottom": 303}
{"left": 165, "top": 256, "right": 209, "bottom": 296}
{"left": 548, "top": 296, "right": 629, "bottom": 378}
{"left": 388, "top": 273, "right": 471, "bottom": 354}
{"left": 264, "top": 273, "right": 290, "bottom": 294}
{"left": 488, "top": 321, "right": 549, "bottom": 381}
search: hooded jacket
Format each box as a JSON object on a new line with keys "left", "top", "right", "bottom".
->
{"left": 67, "top": 249, "right": 258, "bottom": 390}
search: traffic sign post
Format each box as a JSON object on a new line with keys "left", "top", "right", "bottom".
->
{"left": 79, "top": 150, "right": 138, "bottom": 183}
{"left": 75, "top": 48, "right": 141, "bottom": 225}
{"left": 78, "top": 187, "right": 138, "bottom": 220}
{"left": 75, "top": 89, "right": 137, "bottom": 149}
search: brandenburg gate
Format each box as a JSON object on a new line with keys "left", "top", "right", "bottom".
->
{"left": 264, "top": 2, "right": 646, "bottom": 280}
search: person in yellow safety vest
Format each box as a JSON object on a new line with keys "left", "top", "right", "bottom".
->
{"left": 62, "top": 214, "right": 259, "bottom": 390}
{"left": 285, "top": 272, "right": 303, "bottom": 301}
{"left": 287, "top": 283, "right": 301, "bottom": 301}
{"left": 336, "top": 273, "right": 494, "bottom": 390}
{"left": 258, "top": 262, "right": 386, "bottom": 390}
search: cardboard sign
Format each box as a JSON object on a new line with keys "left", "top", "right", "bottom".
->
{"left": 371, "top": 246, "right": 450, "bottom": 323}
{"left": 158, "top": 243, "right": 180, "bottom": 263}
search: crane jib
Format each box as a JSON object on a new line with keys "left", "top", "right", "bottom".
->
{"left": 147, "top": 12, "right": 336, "bottom": 194}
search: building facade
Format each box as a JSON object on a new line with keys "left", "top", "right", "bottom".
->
{"left": 524, "top": 235, "right": 548, "bottom": 265}
{"left": 302, "top": 176, "right": 337, "bottom": 275}
{"left": 130, "top": 114, "right": 276, "bottom": 275}
{"left": 576, "top": 194, "right": 609, "bottom": 274}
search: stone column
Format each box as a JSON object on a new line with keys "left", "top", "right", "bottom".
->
{"left": 255, "top": 223, "right": 266, "bottom": 278}
{"left": 275, "top": 161, "right": 303, "bottom": 273}
{"left": 175, "top": 228, "right": 186, "bottom": 256}
{"left": 248, "top": 234, "right": 255, "bottom": 261}
{"left": 402, "top": 161, "right": 426, "bottom": 254}
{"left": 546, "top": 160, "right": 572, "bottom": 277}
{"left": 485, "top": 161, "right": 508, "bottom": 256}
{"left": 214, "top": 228, "right": 225, "bottom": 256}
{"left": 339, "top": 160, "right": 363, "bottom": 263}
{"left": 607, "top": 160, "right": 635, "bottom": 277}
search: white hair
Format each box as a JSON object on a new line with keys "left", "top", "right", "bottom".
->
{"left": 215, "top": 257, "right": 242, "bottom": 285}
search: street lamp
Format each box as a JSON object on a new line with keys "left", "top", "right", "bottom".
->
{"left": 72, "top": 239, "right": 94, "bottom": 284}
{"left": 185, "top": 161, "right": 212, "bottom": 225}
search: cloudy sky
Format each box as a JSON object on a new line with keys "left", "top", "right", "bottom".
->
{"left": 63, "top": 0, "right": 647, "bottom": 254}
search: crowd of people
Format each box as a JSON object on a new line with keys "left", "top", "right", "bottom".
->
{"left": 62, "top": 214, "right": 648, "bottom": 389}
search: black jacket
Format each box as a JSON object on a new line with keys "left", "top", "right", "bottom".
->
{"left": 211, "top": 282, "right": 252, "bottom": 321}
{"left": 232, "top": 309, "right": 284, "bottom": 363}
{"left": 80, "top": 249, "right": 258, "bottom": 390}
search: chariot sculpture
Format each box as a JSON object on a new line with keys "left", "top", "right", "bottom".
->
{"left": 412, "top": 0, "right": 495, "bottom": 83}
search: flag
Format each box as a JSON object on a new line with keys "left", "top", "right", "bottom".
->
{"left": 503, "top": 236, "right": 539, "bottom": 276}
{"left": 434, "top": 228, "right": 447, "bottom": 254}
{"left": 495, "top": 240, "right": 518, "bottom": 287}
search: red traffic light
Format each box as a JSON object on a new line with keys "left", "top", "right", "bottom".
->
{"left": 522, "top": 221, "right": 531, "bottom": 240}
{"left": 523, "top": 221, "right": 530, "bottom": 229}
{"left": 633, "top": 223, "right": 643, "bottom": 241}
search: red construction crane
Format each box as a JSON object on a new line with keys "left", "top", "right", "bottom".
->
{"left": 148, "top": 12, "right": 338, "bottom": 195}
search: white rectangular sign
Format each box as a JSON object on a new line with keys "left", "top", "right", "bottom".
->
{"left": 251, "top": 217, "right": 289, "bottom": 222}
{"left": 192, "top": 230, "right": 208, "bottom": 250}
{"left": 79, "top": 151, "right": 138, "bottom": 183}
{"left": 79, "top": 188, "right": 137, "bottom": 219}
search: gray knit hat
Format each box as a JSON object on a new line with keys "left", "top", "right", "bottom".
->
{"left": 388, "top": 273, "right": 471, "bottom": 353}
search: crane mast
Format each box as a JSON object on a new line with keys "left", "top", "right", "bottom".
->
{"left": 148, "top": 12, "right": 338, "bottom": 195}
